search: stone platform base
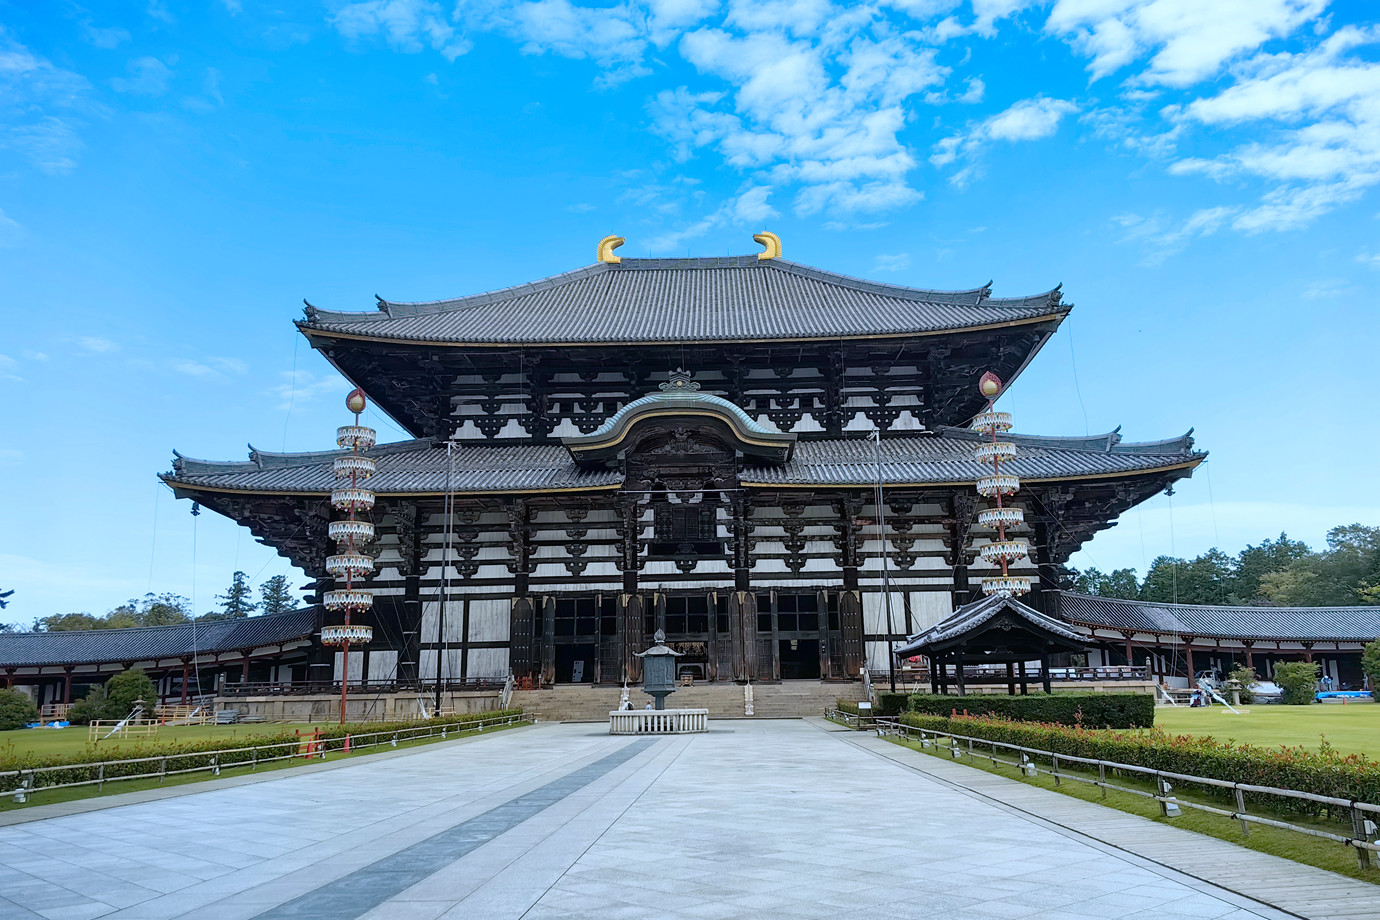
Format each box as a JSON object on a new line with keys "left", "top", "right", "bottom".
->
{"left": 213, "top": 690, "right": 504, "bottom": 723}
{"left": 609, "top": 709, "right": 709, "bottom": 734}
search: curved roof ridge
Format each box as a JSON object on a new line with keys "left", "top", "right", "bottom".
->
{"left": 1057, "top": 590, "right": 1378, "bottom": 615}
{"left": 0, "top": 608, "right": 315, "bottom": 639}
{"left": 299, "top": 257, "right": 1066, "bottom": 326}
{"left": 936, "top": 427, "right": 1195, "bottom": 455}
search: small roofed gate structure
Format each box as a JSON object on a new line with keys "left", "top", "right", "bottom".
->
{"left": 895, "top": 594, "right": 1091, "bottom": 695}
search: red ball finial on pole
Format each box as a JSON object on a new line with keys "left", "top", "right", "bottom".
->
{"left": 978, "top": 371, "right": 1002, "bottom": 399}
{"left": 346, "top": 388, "right": 367, "bottom": 415}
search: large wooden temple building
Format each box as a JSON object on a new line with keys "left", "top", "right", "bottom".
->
{"left": 160, "top": 235, "right": 1206, "bottom": 689}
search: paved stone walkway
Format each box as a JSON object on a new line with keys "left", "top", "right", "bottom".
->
{"left": 0, "top": 721, "right": 1321, "bottom": 920}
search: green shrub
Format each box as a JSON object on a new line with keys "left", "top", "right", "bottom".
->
{"left": 1226, "top": 666, "right": 1258, "bottom": 704}
{"left": 835, "top": 699, "right": 860, "bottom": 715}
{"left": 0, "top": 690, "right": 38, "bottom": 732}
{"left": 875, "top": 691, "right": 909, "bottom": 716}
{"left": 67, "top": 668, "right": 159, "bottom": 725}
{"left": 907, "top": 693, "right": 1154, "bottom": 729}
{"left": 1362, "top": 640, "right": 1380, "bottom": 701}
{"left": 896, "top": 712, "right": 1380, "bottom": 815}
{"left": 1274, "top": 661, "right": 1319, "bottom": 705}
{"left": 0, "top": 709, "right": 525, "bottom": 795}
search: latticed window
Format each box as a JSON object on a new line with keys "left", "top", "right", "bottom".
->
{"left": 650, "top": 503, "right": 722, "bottom": 556}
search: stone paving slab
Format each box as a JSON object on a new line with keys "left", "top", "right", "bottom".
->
{"left": 813, "top": 718, "right": 1380, "bottom": 920}
{"left": 0, "top": 719, "right": 1345, "bottom": 920}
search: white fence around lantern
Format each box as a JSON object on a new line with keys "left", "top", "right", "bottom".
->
{"left": 609, "top": 709, "right": 709, "bottom": 735}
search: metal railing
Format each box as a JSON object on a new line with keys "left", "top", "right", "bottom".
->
{"left": 2, "top": 713, "right": 528, "bottom": 806}
{"left": 216, "top": 678, "right": 505, "bottom": 696}
{"left": 829, "top": 712, "right": 1380, "bottom": 871}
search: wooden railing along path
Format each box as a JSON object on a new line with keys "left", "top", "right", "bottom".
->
{"left": 825, "top": 710, "right": 1380, "bottom": 871}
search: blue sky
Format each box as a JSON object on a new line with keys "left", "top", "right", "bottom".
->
{"left": 3, "top": 0, "right": 1379, "bottom": 624}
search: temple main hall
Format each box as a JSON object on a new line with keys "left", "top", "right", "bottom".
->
{"left": 160, "top": 234, "right": 1204, "bottom": 689}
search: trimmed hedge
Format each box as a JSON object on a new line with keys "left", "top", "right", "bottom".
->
{"left": 907, "top": 693, "right": 1154, "bottom": 729}
{"left": 835, "top": 699, "right": 861, "bottom": 715}
{"left": 875, "top": 691, "right": 909, "bottom": 716}
{"left": 896, "top": 712, "right": 1380, "bottom": 814}
{"left": 0, "top": 709, "right": 524, "bottom": 795}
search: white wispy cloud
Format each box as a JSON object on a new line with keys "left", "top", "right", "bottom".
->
{"left": 332, "top": 0, "right": 472, "bottom": 60}
{"left": 1046, "top": 0, "right": 1325, "bottom": 86}
{"left": 0, "top": 207, "right": 22, "bottom": 246}
{"left": 173, "top": 357, "right": 249, "bottom": 379}
{"left": 873, "top": 252, "right": 911, "bottom": 271}
{"left": 1162, "top": 25, "right": 1380, "bottom": 232}
{"left": 931, "top": 95, "right": 1077, "bottom": 186}
{"left": 111, "top": 56, "right": 173, "bottom": 95}
{"left": 77, "top": 336, "right": 119, "bottom": 353}
{"left": 268, "top": 369, "right": 352, "bottom": 411}
{"left": 0, "top": 355, "right": 21, "bottom": 382}
{"left": 0, "top": 30, "right": 91, "bottom": 174}
{"left": 1112, "top": 206, "right": 1237, "bottom": 264}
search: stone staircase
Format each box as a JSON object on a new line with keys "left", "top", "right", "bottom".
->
{"left": 512, "top": 681, "right": 864, "bottom": 722}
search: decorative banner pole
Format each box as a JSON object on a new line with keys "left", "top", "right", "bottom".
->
{"left": 972, "top": 372, "right": 1032, "bottom": 597}
{"left": 322, "top": 388, "right": 376, "bottom": 723}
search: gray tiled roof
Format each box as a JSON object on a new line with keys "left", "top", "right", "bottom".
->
{"left": 165, "top": 440, "right": 623, "bottom": 494}
{"left": 1057, "top": 592, "right": 1380, "bottom": 642}
{"left": 298, "top": 257, "right": 1067, "bottom": 345}
{"left": 740, "top": 428, "right": 1200, "bottom": 486}
{"left": 0, "top": 610, "right": 319, "bottom": 668}
{"left": 163, "top": 427, "right": 1199, "bottom": 496}
{"left": 894, "top": 594, "right": 1087, "bottom": 658}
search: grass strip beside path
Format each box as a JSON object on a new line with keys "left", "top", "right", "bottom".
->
{"left": 878, "top": 726, "right": 1379, "bottom": 885}
{"left": 0, "top": 714, "right": 529, "bottom": 813}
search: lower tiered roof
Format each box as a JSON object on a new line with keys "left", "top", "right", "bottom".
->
{"left": 163, "top": 429, "right": 1201, "bottom": 496}
{"left": 1058, "top": 592, "right": 1380, "bottom": 643}
{"left": 0, "top": 610, "right": 319, "bottom": 668}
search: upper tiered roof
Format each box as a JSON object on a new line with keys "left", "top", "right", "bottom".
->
{"left": 299, "top": 256, "right": 1068, "bottom": 346}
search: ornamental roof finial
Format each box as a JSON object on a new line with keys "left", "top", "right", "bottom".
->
{"left": 753, "top": 231, "right": 782, "bottom": 260}
{"left": 659, "top": 368, "right": 701, "bottom": 392}
{"left": 597, "top": 235, "right": 625, "bottom": 264}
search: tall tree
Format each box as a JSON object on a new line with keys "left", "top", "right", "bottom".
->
{"left": 1069, "top": 567, "right": 1140, "bottom": 599}
{"left": 259, "top": 575, "right": 297, "bottom": 616}
{"left": 137, "top": 593, "right": 191, "bottom": 626}
{"left": 1138, "top": 550, "right": 1233, "bottom": 605}
{"left": 1261, "top": 524, "right": 1380, "bottom": 606}
{"left": 1231, "top": 533, "right": 1312, "bottom": 603}
{"left": 204, "top": 571, "right": 257, "bottom": 621}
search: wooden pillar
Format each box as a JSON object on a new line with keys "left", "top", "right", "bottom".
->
{"left": 1302, "top": 642, "right": 1314, "bottom": 663}
{"left": 540, "top": 596, "right": 556, "bottom": 687}
{"left": 1005, "top": 661, "right": 1016, "bottom": 696}
{"left": 1040, "top": 652, "right": 1052, "bottom": 695}
{"left": 1018, "top": 660, "right": 1028, "bottom": 695}
{"left": 1184, "top": 640, "right": 1196, "bottom": 680}
{"left": 954, "top": 651, "right": 966, "bottom": 696}
{"left": 241, "top": 650, "right": 251, "bottom": 683}
{"left": 1122, "top": 632, "right": 1135, "bottom": 666}
{"left": 836, "top": 498, "right": 865, "bottom": 679}
{"left": 929, "top": 657, "right": 939, "bottom": 696}
{"left": 1243, "top": 641, "right": 1255, "bottom": 671}
{"left": 180, "top": 659, "right": 190, "bottom": 704}
{"left": 2, "top": 668, "right": 13, "bottom": 688}
{"left": 62, "top": 667, "right": 74, "bottom": 704}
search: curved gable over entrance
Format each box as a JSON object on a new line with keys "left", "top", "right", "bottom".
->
{"left": 563, "top": 372, "right": 796, "bottom": 465}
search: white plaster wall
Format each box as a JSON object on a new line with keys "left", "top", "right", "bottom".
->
{"left": 368, "top": 650, "right": 399, "bottom": 680}
{"left": 419, "top": 600, "right": 467, "bottom": 643}
{"left": 909, "top": 592, "right": 953, "bottom": 634}
{"left": 419, "top": 648, "right": 465, "bottom": 682}
{"left": 468, "top": 599, "right": 509, "bottom": 642}
{"left": 468, "top": 648, "right": 510, "bottom": 679}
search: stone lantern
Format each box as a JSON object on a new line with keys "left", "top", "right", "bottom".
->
{"left": 635, "top": 630, "right": 683, "bottom": 710}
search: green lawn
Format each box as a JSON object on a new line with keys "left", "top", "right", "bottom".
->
{"left": 1152, "top": 703, "right": 1380, "bottom": 759}
{"left": 1, "top": 723, "right": 312, "bottom": 761}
